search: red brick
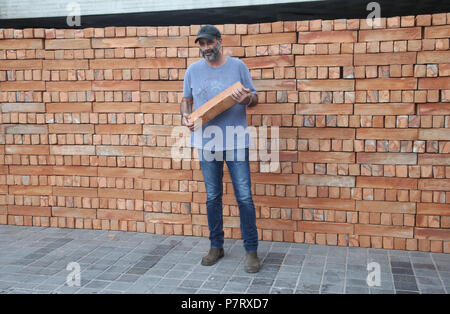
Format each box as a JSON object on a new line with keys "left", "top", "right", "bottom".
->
{"left": 418, "top": 129, "right": 449, "bottom": 140}
{"left": 250, "top": 195, "right": 297, "bottom": 208}
{"left": 299, "top": 197, "right": 355, "bottom": 210}
{"left": 418, "top": 179, "right": 450, "bottom": 191}
{"left": 418, "top": 77, "right": 450, "bottom": 90}
{"left": 8, "top": 205, "right": 51, "bottom": 217}
{"left": 5, "top": 145, "right": 49, "bottom": 155}
{"left": 242, "top": 55, "right": 294, "bottom": 69}
{"left": 418, "top": 154, "right": 450, "bottom": 165}
{"left": 300, "top": 174, "right": 355, "bottom": 187}
{"left": 248, "top": 103, "right": 295, "bottom": 114}
{"left": 415, "top": 228, "right": 450, "bottom": 241}
{"left": 279, "top": 151, "right": 298, "bottom": 162}
{"left": 144, "top": 191, "right": 192, "bottom": 202}
{"left": 2, "top": 124, "right": 48, "bottom": 134}
{"left": 242, "top": 32, "right": 297, "bottom": 46}
{"left": 143, "top": 125, "right": 175, "bottom": 136}
{"left": 50, "top": 145, "right": 95, "bottom": 155}
{"left": 53, "top": 187, "right": 97, "bottom": 197}
{"left": 256, "top": 218, "right": 297, "bottom": 231}
{"left": 248, "top": 173, "right": 298, "bottom": 185}
{"left": 253, "top": 79, "right": 296, "bottom": 91}
{"left": 52, "top": 207, "right": 97, "bottom": 219}
{"left": 354, "top": 52, "right": 416, "bottom": 65}
{"left": 46, "top": 81, "right": 91, "bottom": 91}
{"left": 90, "top": 58, "right": 185, "bottom": 69}
{"left": 0, "top": 81, "right": 45, "bottom": 91}
{"left": 416, "top": 15, "right": 432, "bottom": 26}
{"left": 295, "top": 54, "right": 353, "bottom": 66}
{"left": 188, "top": 34, "right": 240, "bottom": 47}
{"left": 43, "top": 60, "right": 89, "bottom": 70}
{"left": 299, "top": 152, "right": 355, "bottom": 163}
{"left": 144, "top": 169, "right": 193, "bottom": 180}
{"left": 92, "top": 36, "right": 188, "bottom": 48}
{"left": 355, "top": 224, "right": 413, "bottom": 238}
{"left": 46, "top": 103, "right": 92, "bottom": 113}
{"left": 424, "top": 25, "right": 450, "bottom": 38}
{"left": 439, "top": 64, "right": 450, "bottom": 76}
{"left": 357, "top": 128, "right": 418, "bottom": 140}
{"left": 187, "top": 81, "right": 243, "bottom": 127}
{"left": 9, "top": 165, "right": 97, "bottom": 176}
{"left": 98, "top": 167, "right": 143, "bottom": 177}
{"left": 143, "top": 147, "right": 173, "bottom": 158}
{"left": 299, "top": 128, "right": 355, "bottom": 139}
{"left": 298, "top": 30, "right": 357, "bottom": 43}
{"left": 0, "top": 60, "right": 42, "bottom": 70}
{"left": 357, "top": 177, "right": 417, "bottom": 189}
{"left": 357, "top": 152, "right": 417, "bottom": 165}
{"left": 141, "top": 103, "right": 179, "bottom": 114}
{"left": 354, "top": 103, "right": 415, "bottom": 115}
{"left": 97, "top": 209, "right": 143, "bottom": 221}
{"left": 144, "top": 213, "right": 191, "bottom": 225}
{"left": 356, "top": 200, "right": 416, "bottom": 214}
{"left": 297, "top": 103, "right": 353, "bottom": 115}
{"left": 95, "top": 125, "right": 142, "bottom": 134}
{"left": 418, "top": 103, "right": 450, "bottom": 115}
{"left": 93, "top": 102, "right": 140, "bottom": 113}
{"left": 417, "top": 51, "right": 450, "bottom": 64}
{"left": 140, "top": 81, "right": 183, "bottom": 91}
{"left": 298, "top": 79, "right": 354, "bottom": 91}
{"left": 49, "top": 124, "right": 94, "bottom": 134}
{"left": 359, "top": 27, "right": 421, "bottom": 41}
{"left": 92, "top": 80, "right": 139, "bottom": 91}
{"left": 45, "top": 39, "right": 90, "bottom": 49}
{"left": 298, "top": 221, "right": 354, "bottom": 234}
{"left": 222, "top": 35, "right": 241, "bottom": 46}
{"left": 356, "top": 78, "right": 417, "bottom": 90}
{"left": 417, "top": 203, "right": 450, "bottom": 216}
{"left": 0, "top": 39, "right": 43, "bottom": 49}
{"left": 52, "top": 166, "right": 97, "bottom": 176}
{"left": 96, "top": 146, "right": 142, "bottom": 156}
{"left": 9, "top": 186, "right": 52, "bottom": 195}
{"left": 98, "top": 188, "right": 143, "bottom": 199}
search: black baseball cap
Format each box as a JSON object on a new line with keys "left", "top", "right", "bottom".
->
{"left": 195, "top": 25, "right": 221, "bottom": 43}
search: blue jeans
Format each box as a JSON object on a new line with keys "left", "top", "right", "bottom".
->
{"left": 199, "top": 147, "right": 258, "bottom": 252}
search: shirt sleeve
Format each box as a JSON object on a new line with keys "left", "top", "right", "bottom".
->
{"left": 239, "top": 60, "right": 257, "bottom": 95}
{"left": 182, "top": 66, "right": 193, "bottom": 98}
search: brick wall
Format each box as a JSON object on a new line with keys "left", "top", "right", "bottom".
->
{"left": 0, "top": 13, "right": 449, "bottom": 253}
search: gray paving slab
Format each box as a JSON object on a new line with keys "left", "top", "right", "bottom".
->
{"left": 0, "top": 225, "right": 448, "bottom": 294}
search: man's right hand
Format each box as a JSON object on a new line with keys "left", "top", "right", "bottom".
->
{"left": 182, "top": 113, "right": 195, "bottom": 132}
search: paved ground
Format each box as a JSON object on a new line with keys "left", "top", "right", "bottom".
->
{"left": 0, "top": 225, "right": 448, "bottom": 294}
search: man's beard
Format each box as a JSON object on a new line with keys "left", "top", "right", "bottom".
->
{"left": 201, "top": 42, "right": 221, "bottom": 62}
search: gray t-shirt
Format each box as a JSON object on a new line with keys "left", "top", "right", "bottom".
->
{"left": 183, "top": 56, "right": 256, "bottom": 151}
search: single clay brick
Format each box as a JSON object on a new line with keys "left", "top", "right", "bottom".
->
{"left": 188, "top": 81, "right": 244, "bottom": 129}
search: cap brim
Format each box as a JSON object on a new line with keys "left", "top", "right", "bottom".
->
{"left": 195, "top": 34, "right": 215, "bottom": 43}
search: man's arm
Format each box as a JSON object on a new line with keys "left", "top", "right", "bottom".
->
{"left": 231, "top": 88, "right": 258, "bottom": 108}
{"left": 180, "top": 97, "right": 194, "bottom": 131}
{"left": 247, "top": 92, "right": 258, "bottom": 108}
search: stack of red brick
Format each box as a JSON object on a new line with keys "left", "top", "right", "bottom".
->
{"left": 0, "top": 13, "right": 449, "bottom": 252}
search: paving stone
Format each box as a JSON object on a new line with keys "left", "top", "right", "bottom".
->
{"left": 0, "top": 225, "right": 448, "bottom": 294}
{"left": 345, "top": 286, "right": 370, "bottom": 294}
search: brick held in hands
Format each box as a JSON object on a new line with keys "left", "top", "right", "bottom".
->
{"left": 187, "top": 81, "right": 243, "bottom": 129}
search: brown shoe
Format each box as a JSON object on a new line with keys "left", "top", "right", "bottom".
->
{"left": 245, "top": 252, "right": 260, "bottom": 273}
{"left": 201, "top": 248, "right": 224, "bottom": 266}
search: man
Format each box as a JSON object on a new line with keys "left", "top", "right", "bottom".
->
{"left": 180, "top": 25, "right": 260, "bottom": 273}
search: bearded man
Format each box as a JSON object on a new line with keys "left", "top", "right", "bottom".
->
{"left": 180, "top": 25, "right": 260, "bottom": 273}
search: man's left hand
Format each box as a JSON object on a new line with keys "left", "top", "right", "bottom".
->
{"left": 232, "top": 87, "right": 252, "bottom": 105}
